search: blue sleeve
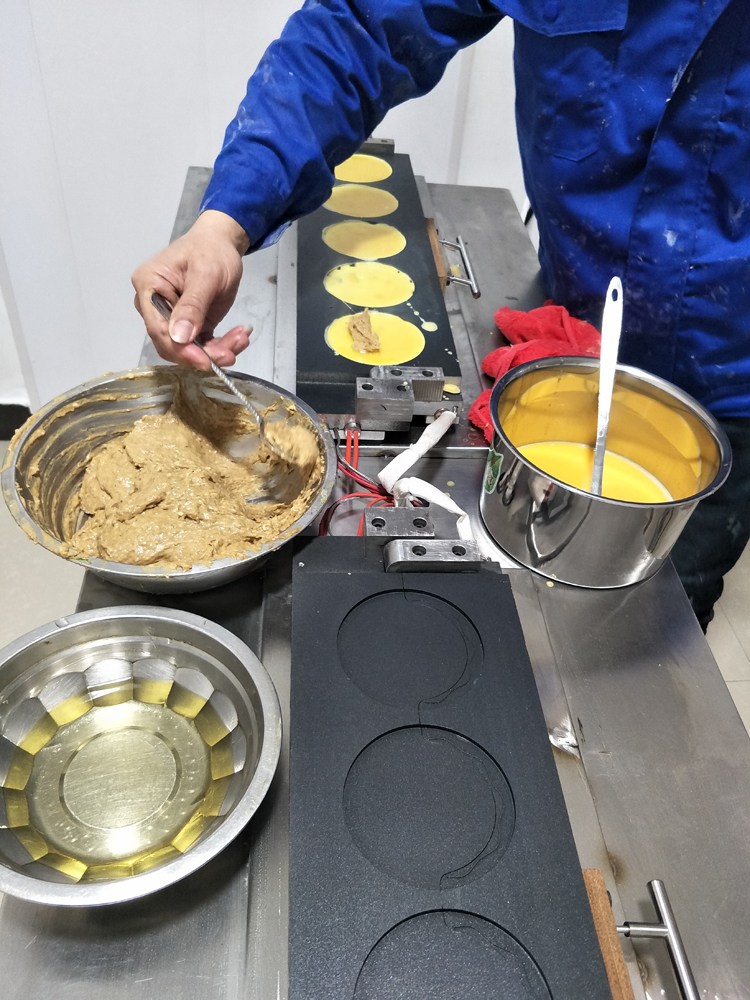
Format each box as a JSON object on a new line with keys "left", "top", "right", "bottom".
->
{"left": 200, "top": 0, "right": 503, "bottom": 247}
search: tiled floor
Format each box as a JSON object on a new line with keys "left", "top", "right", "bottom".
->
{"left": 1, "top": 439, "right": 748, "bottom": 735}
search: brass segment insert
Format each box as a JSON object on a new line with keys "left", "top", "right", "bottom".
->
{"left": 133, "top": 656, "right": 176, "bottom": 705}
{"left": 1, "top": 787, "right": 29, "bottom": 827}
{"left": 167, "top": 668, "right": 214, "bottom": 718}
{"left": 211, "top": 728, "right": 248, "bottom": 780}
{"left": 85, "top": 658, "right": 134, "bottom": 706}
{"left": 194, "top": 691, "right": 239, "bottom": 747}
{"left": 0, "top": 736, "right": 34, "bottom": 790}
{"left": 38, "top": 672, "right": 92, "bottom": 726}
{"left": 3, "top": 699, "right": 58, "bottom": 755}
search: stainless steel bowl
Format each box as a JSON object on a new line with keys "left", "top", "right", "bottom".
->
{"left": 0, "top": 605, "right": 281, "bottom": 906}
{"left": 480, "top": 356, "right": 732, "bottom": 588}
{"left": 1, "top": 367, "right": 336, "bottom": 593}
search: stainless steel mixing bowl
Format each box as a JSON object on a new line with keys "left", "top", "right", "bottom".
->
{"left": 480, "top": 356, "right": 732, "bottom": 588}
{"left": 0, "top": 605, "right": 281, "bottom": 906}
{"left": 1, "top": 366, "right": 336, "bottom": 593}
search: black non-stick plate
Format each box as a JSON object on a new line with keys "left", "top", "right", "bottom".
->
{"left": 296, "top": 152, "right": 460, "bottom": 415}
{"left": 289, "top": 537, "right": 611, "bottom": 999}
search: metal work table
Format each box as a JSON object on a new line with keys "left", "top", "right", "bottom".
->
{"left": 1, "top": 171, "right": 749, "bottom": 1000}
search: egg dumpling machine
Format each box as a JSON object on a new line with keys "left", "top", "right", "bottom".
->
{"left": 295, "top": 143, "right": 479, "bottom": 435}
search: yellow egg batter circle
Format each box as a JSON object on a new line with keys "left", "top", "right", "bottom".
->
{"left": 324, "top": 261, "right": 415, "bottom": 308}
{"left": 322, "top": 220, "right": 406, "bottom": 260}
{"left": 324, "top": 183, "right": 399, "bottom": 219}
{"left": 334, "top": 153, "right": 393, "bottom": 183}
{"left": 326, "top": 312, "right": 426, "bottom": 366}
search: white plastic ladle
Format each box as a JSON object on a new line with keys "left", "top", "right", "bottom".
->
{"left": 591, "top": 277, "right": 624, "bottom": 495}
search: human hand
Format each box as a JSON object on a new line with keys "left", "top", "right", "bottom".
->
{"left": 132, "top": 210, "right": 253, "bottom": 369}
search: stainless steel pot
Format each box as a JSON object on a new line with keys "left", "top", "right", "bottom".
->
{"left": 0, "top": 606, "right": 281, "bottom": 906}
{"left": 479, "top": 356, "right": 732, "bottom": 588}
{"left": 1, "top": 367, "right": 336, "bottom": 594}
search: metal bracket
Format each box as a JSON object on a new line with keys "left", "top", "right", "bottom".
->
{"left": 363, "top": 507, "right": 435, "bottom": 557}
{"left": 383, "top": 538, "right": 484, "bottom": 573}
{"left": 618, "top": 880, "right": 699, "bottom": 1000}
{"left": 355, "top": 366, "right": 461, "bottom": 431}
{"left": 369, "top": 365, "right": 445, "bottom": 404}
{"left": 356, "top": 376, "right": 414, "bottom": 431}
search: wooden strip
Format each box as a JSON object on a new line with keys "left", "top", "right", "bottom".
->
{"left": 425, "top": 217, "right": 449, "bottom": 292}
{"left": 583, "top": 868, "right": 637, "bottom": 1000}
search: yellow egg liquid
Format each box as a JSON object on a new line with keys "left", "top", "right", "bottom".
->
{"left": 519, "top": 441, "right": 673, "bottom": 503}
{"left": 334, "top": 153, "right": 393, "bottom": 183}
{"left": 323, "top": 261, "right": 415, "bottom": 308}
{"left": 322, "top": 220, "right": 406, "bottom": 260}
{"left": 325, "top": 311, "right": 425, "bottom": 365}
{"left": 324, "top": 183, "right": 399, "bottom": 218}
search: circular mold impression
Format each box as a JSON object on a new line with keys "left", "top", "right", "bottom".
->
{"left": 343, "top": 726, "right": 515, "bottom": 890}
{"left": 337, "top": 591, "right": 482, "bottom": 707}
{"left": 354, "top": 910, "right": 551, "bottom": 999}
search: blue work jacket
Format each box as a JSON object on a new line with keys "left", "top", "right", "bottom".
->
{"left": 202, "top": 0, "right": 750, "bottom": 419}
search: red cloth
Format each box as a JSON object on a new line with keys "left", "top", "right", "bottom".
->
{"left": 467, "top": 303, "right": 601, "bottom": 443}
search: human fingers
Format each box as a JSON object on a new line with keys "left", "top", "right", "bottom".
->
{"left": 132, "top": 211, "right": 248, "bottom": 368}
{"left": 164, "top": 258, "right": 240, "bottom": 347}
{"left": 131, "top": 286, "right": 211, "bottom": 367}
{"left": 132, "top": 262, "right": 195, "bottom": 365}
{"left": 139, "top": 285, "right": 250, "bottom": 370}
{"left": 199, "top": 326, "right": 253, "bottom": 367}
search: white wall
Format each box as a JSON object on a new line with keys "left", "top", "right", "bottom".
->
{"left": 0, "top": 3, "right": 522, "bottom": 408}
{"left": 0, "top": 277, "right": 29, "bottom": 407}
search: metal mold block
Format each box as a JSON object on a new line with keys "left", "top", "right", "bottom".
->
{"left": 363, "top": 507, "right": 435, "bottom": 555}
{"left": 369, "top": 365, "right": 446, "bottom": 403}
{"left": 383, "top": 537, "right": 484, "bottom": 572}
{"left": 356, "top": 377, "right": 414, "bottom": 431}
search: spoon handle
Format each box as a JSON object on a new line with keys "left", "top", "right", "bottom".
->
{"left": 591, "top": 277, "right": 624, "bottom": 495}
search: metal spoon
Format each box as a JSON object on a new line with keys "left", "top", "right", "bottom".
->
{"left": 591, "top": 277, "right": 624, "bottom": 495}
{"left": 150, "top": 292, "right": 286, "bottom": 464}
{"left": 150, "top": 292, "right": 317, "bottom": 504}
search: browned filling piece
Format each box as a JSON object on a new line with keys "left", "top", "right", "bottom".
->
{"left": 349, "top": 309, "right": 381, "bottom": 353}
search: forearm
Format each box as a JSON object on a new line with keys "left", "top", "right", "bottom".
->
{"left": 200, "top": 0, "right": 503, "bottom": 246}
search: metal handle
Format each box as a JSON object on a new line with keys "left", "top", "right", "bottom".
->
{"left": 590, "top": 276, "right": 623, "bottom": 495}
{"left": 440, "top": 235, "right": 481, "bottom": 298}
{"left": 618, "top": 879, "right": 699, "bottom": 1000}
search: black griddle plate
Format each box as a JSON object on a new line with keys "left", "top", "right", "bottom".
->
{"left": 289, "top": 537, "right": 612, "bottom": 999}
{"left": 296, "top": 152, "right": 460, "bottom": 415}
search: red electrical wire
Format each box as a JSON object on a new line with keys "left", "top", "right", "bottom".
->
{"left": 356, "top": 496, "right": 392, "bottom": 536}
{"left": 337, "top": 461, "right": 384, "bottom": 493}
{"left": 319, "top": 491, "right": 384, "bottom": 536}
{"left": 351, "top": 428, "right": 360, "bottom": 469}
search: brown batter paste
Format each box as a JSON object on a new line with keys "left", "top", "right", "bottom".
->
{"left": 60, "top": 383, "right": 323, "bottom": 571}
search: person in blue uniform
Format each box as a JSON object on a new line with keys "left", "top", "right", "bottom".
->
{"left": 132, "top": 0, "right": 750, "bottom": 630}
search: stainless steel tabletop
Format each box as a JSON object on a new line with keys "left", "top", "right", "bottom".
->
{"left": 1, "top": 170, "right": 749, "bottom": 1000}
